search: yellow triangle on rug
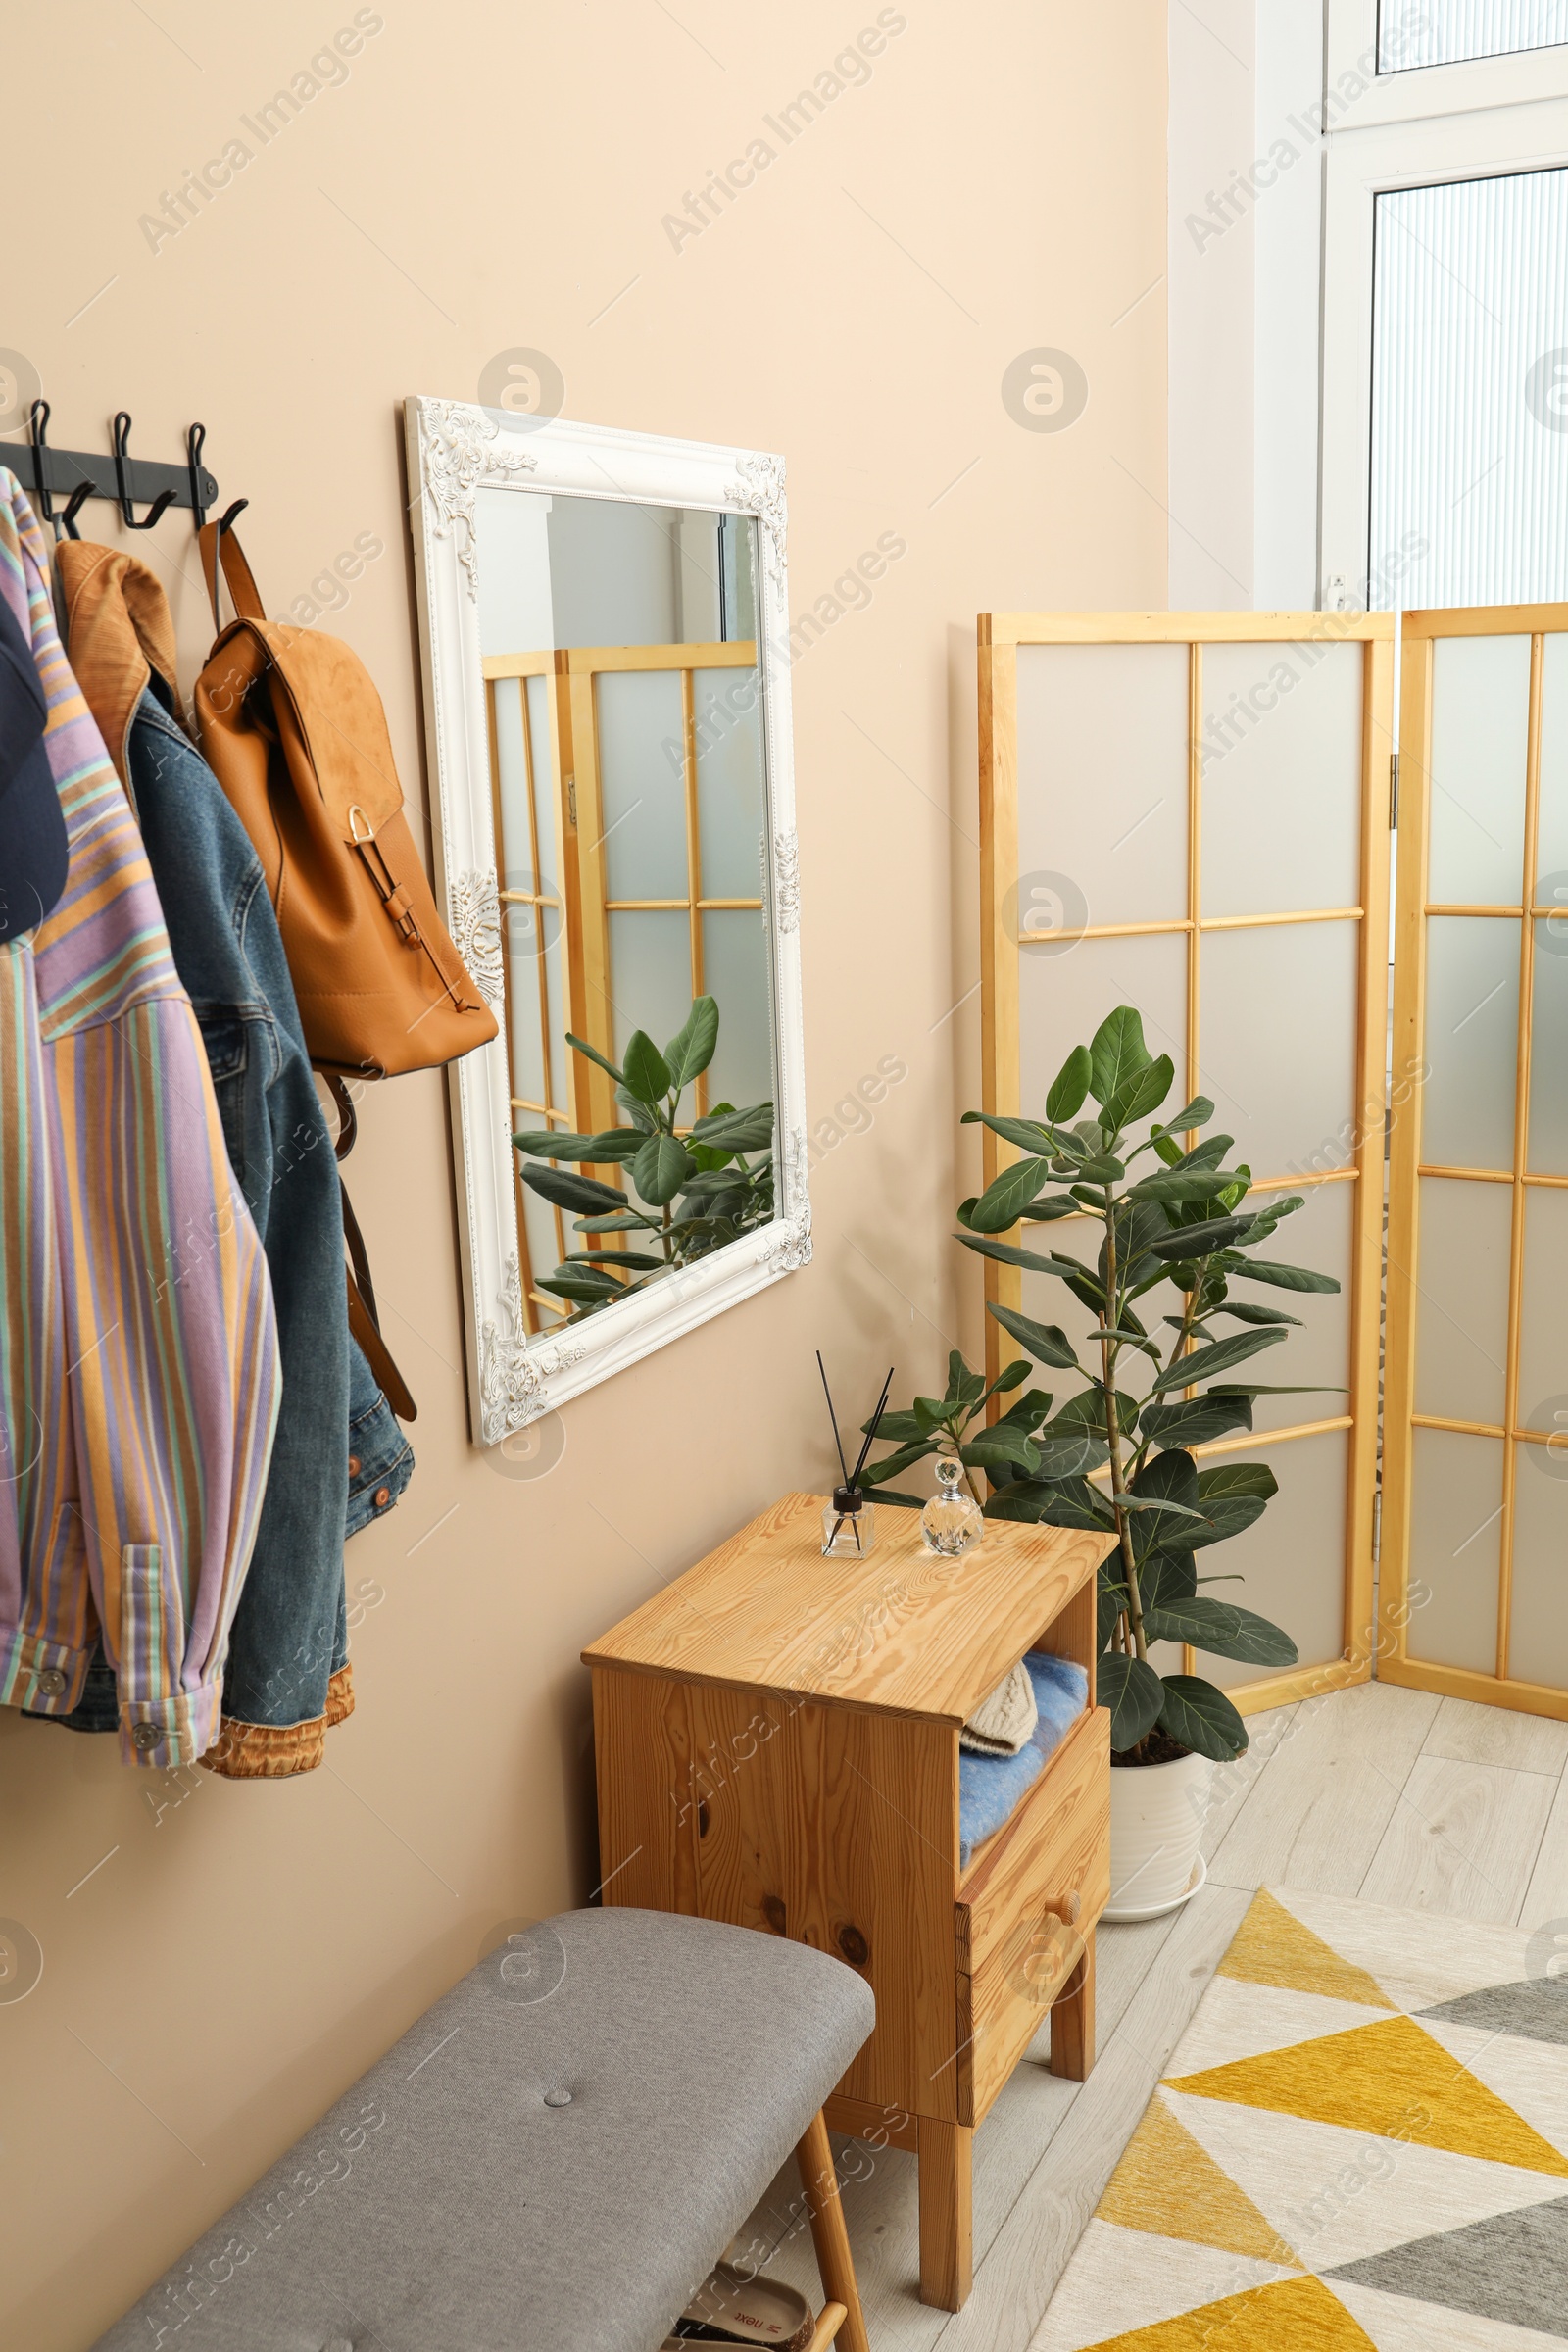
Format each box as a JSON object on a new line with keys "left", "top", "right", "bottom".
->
{"left": 1167, "top": 2011, "right": 1568, "bottom": 2177}
{"left": 1217, "top": 1887, "right": 1395, "bottom": 2013}
{"left": 1071, "top": 2271, "right": 1376, "bottom": 2350}
{"left": 1099, "top": 2090, "right": 1300, "bottom": 2268}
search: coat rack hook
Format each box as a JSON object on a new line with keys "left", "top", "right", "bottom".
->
{"left": 112, "top": 411, "right": 176, "bottom": 532}
{"left": 211, "top": 496, "right": 250, "bottom": 584}
{"left": 186, "top": 423, "right": 210, "bottom": 530}
{"left": 59, "top": 481, "right": 94, "bottom": 541}
{"left": 27, "top": 400, "right": 54, "bottom": 527}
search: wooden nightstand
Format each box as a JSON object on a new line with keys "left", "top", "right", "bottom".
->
{"left": 582, "top": 1491, "right": 1109, "bottom": 2312}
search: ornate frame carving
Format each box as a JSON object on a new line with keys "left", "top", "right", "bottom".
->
{"left": 404, "top": 399, "right": 810, "bottom": 1446}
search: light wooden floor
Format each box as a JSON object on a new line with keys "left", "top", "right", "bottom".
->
{"left": 735, "top": 1680, "right": 1568, "bottom": 2350}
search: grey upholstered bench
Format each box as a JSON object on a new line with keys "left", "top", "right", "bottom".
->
{"left": 95, "top": 1907, "right": 875, "bottom": 2352}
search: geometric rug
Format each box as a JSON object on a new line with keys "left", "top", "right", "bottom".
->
{"left": 1029, "top": 1885, "right": 1568, "bottom": 2350}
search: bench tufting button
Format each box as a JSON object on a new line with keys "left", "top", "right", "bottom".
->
{"left": 543, "top": 2089, "right": 572, "bottom": 2107}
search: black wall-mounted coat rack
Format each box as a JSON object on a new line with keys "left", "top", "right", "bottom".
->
{"left": 1, "top": 400, "right": 221, "bottom": 536}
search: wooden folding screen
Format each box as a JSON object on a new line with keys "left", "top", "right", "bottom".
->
{"left": 1382, "top": 603, "right": 1568, "bottom": 1722}
{"left": 978, "top": 613, "right": 1395, "bottom": 1716}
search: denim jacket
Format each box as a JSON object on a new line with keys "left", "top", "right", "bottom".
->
{"left": 53, "top": 544, "right": 412, "bottom": 1775}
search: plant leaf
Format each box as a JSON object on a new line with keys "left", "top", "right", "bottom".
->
{"left": 1125, "top": 1167, "right": 1245, "bottom": 1204}
{"left": 1229, "top": 1257, "right": 1342, "bottom": 1294}
{"left": 621, "top": 1029, "right": 674, "bottom": 1104}
{"left": 1155, "top": 1674, "right": 1250, "bottom": 1761}
{"left": 572, "top": 1208, "right": 660, "bottom": 1234}
{"left": 1139, "top": 1394, "right": 1254, "bottom": 1448}
{"left": 631, "top": 1131, "right": 697, "bottom": 1206}
{"left": 1143, "top": 1595, "right": 1298, "bottom": 1666}
{"left": 1142, "top": 1213, "right": 1256, "bottom": 1260}
{"left": 522, "top": 1164, "right": 628, "bottom": 1216}
{"left": 1197, "top": 1460, "right": 1279, "bottom": 1501}
{"left": 1100, "top": 1652, "right": 1165, "bottom": 1751}
{"left": 1185, "top": 1494, "right": 1268, "bottom": 1548}
{"left": 1088, "top": 1006, "right": 1152, "bottom": 1106}
{"left": 988, "top": 1302, "right": 1081, "bottom": 1369}
{"left": 564, "top": 1030, "right": 625, "bottom": 1084}
{"left": 1021, "top": 1195, "right": 1085, "bottom": 1223}
{"left": 959, "top": 1110, "right": 1063, "bottom": 1157}
{"left": 1072, "top": 1154, "right": 1127, "bottom": 1183}
{"left": 861, "top": 1441, "right": 936, "bottom": 1486}
{"left": 514, "top": 1129, "right": 635, "bottom": 1162}
{"left": 1031, "top": 1428, "right": 1110, "bottom": 1477}
{"left": 1214, "top": 1299, "right": 1301, "bottom": 1326}
{"left": 615, "top": 1085, "right": 659, "bottom": 1133}
{"left": 1103, "top": 1053, "right": 1175, "bottom": 1135}
{"left": 985, "top": 1474, "right": 1114, "bottom": 1529}
{"left": 1149, "top": 1096, "right": 1215, "bottom": 1140}
{"left": 1047, "top": 1044, "right": 1093, "bottom": 1122}
{"left": 663, "top": 996, "right": 719, "bottom": 1087}
{"left": 958, "top": 1233, "right": 1095, "bottom": 1280}
{"left": 968, "top": 1157, "right": 1054, "bottom": 1233}
{"left": 690, "top": 1101, "right": 774, "bottom": 1152}
{"left": 561, "top": 1250, "right": 665, "bottom": 1272}
{"left": 1138, "top": 1551, "right": 1198, "bottom": 1611}
{"left": 1152, "top": 1325, "right": 1287, "bottom": 1391}
{"left": 962, "top": 1428, "right": 1041, "bottom": 1474}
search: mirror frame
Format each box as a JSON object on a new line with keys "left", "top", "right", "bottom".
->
{"left": 403, "top": 397, "right": 810, "bottom": 1446}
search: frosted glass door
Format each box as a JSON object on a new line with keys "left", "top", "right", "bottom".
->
{"left": 1385, "top": 604, "right": 1568, "bottom": 1715}
{"left": 981, "top": 613, "right": 1394, "bottom": 1714}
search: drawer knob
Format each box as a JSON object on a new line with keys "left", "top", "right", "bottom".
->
{"left": 1045, "top": 1890, "right": 1082, "bottom": 1926}
{"left": 837, "top": 1923, "right": 870, "bottom": 1969}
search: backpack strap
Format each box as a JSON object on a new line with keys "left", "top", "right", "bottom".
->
{"left": 198, "top": 517, "right": 267, "bottom": 632}
{"left": 341, "top": 1177, "right": 417, "bottom": 1423}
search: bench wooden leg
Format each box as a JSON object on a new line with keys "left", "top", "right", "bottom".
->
{"left": 1048, "top": 1925, "right": 1096, "bottom": 2082}
{"left": 915, "top": 2115, "right": 972, "bottom": 2311}
{"left": 796, "top": 2109, "right": 870, "bottom": 2352}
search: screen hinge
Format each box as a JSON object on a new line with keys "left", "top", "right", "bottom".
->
{"left": 565, "top": 772, "right": 578, "bottom": 830}
{"left": 1389, "top": 753, "right": 1399, "bottom": 830}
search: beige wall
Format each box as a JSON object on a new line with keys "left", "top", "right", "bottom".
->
{"left": 0, "top": 5, "right": 1165, "bottom": 2340}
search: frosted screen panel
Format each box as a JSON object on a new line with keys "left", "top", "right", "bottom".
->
{"left": 1200, "top": 643, "right": 1362, "bottom": 917}
{"left": 608, "top": 911, "right": 689, "bottom": 1067}
{"left": 1535, "top": 637, "right": 1568, "bottom": 889}
{"left": 1370, "top": 169, "right": 1568, "bottom": 608}
{"left": 1428, "top": 635, "right": 1531, "bottom": 904}
{"left": 1200, "top": 1432, "right": 1348, "bottom": 1688}
{"left": 1236, "top": 1178, "right": 1353, "bottom": 1437}
{"left": 1408, "top": 1428, "right": 1503, "bottom": 1669}
{"left": 1529, "top": 923, "right": 1568, "bottom": 1170}
{"left": 525, "top": 676, "right": 562, "bottom": 906}
{"left": 1199, "top": 922, "right": 1357, "bottom": 1175}
{"left": 1413, "top": 1177, "right": 1512, "bottom": 1426}
{"left": 695, "top": 667, "right": 764, "bottom": 900}
{"left": 1517, "top": 1185, "right": 1568, "bottom": 1428}
{"left": 597, "top": 670, "right": 686, "bottom": 902}
{"left": 1508, "top": 1442, "right": 1568, "bottom": 1685}
{"left": 1422, "top": 917, "right": 1520, "bottom": 1167}
{"left": 1378, "top": 0, "right": 1568, "bottom": 70}
{"left": 701, "top": 911, "right": 772, "bottom": 1111}
{"left": 1018, "top": 933, "right": 1185, "bottom": 1116}
{"left": 1015, "top": 644, "right": 1188, "bottom": 928}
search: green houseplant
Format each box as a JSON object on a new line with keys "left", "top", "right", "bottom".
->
{"left": 514, "top": 995, "right": 773, "bottom": 1318}
{"left": 861, "top": 1006, "right": 1339, "bottom": 1910}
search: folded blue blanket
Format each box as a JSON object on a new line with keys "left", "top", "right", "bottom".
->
{"left": 958, "top": 1651, "right": 1090, "bottom": 1870}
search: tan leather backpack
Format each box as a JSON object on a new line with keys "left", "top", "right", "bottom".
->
{"left": 194, "top": 521, "right": 496, "bottom": 1079}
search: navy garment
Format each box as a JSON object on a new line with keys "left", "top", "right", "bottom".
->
{"left": 0, "top": 587, "right": 68, "bottom": 938}
{"left": 57, "top": 686, "right": 412, "bottom": 1761}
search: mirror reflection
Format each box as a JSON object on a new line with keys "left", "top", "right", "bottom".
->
{"left": 477, "top": 490, "right": 776, "bottom": 1331}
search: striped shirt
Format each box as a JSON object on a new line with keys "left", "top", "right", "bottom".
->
{"left": 0, "top": 475, "right": 279, "bottom": 1768}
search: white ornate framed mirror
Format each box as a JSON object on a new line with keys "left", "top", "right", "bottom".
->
{"left": 403, "top": 400, "right": 809, "bottom": 1446}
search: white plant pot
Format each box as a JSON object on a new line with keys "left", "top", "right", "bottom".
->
{"left": 1105, "top": 1751, "right": 1213, "bottom": 1923}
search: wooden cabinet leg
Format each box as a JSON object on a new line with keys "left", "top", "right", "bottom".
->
{"left": 916, "top": 2115, "right": 973, "bottom": 2311}
{"left": 1049, "top": 1924, "right": 1096, "bottom": 2082}
{"left": 795, "top": 2110, "right": 870, "bottom": 2352}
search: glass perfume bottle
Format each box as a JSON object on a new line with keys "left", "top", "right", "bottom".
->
{"left": 821, "top": 1487, "right": 877, "bottom": 1558}
{"left": 922, "top": 1451, "right": 984, "bottom": 1558}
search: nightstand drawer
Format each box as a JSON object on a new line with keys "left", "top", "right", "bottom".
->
{"left": 954, "top": 1703, "right": 1109, "bottom": 2125}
